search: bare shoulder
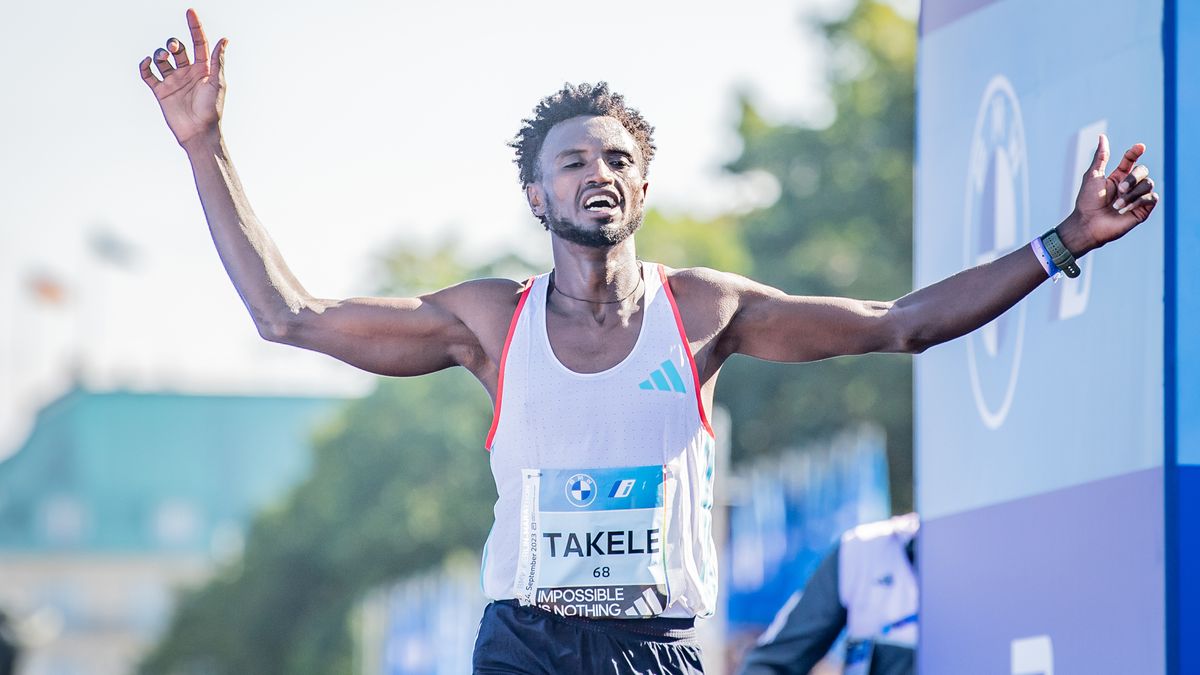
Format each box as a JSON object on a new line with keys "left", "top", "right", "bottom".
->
{"left": 659, "top": 265, "right": 747, "bottom": 342}
{"left": 433, "top": 276, "right": 532, "bottom": 349}
{"left": 662, "top": 265, "right": 752, "bottom": 296}
{"left": 661, "top": 265, "right": 763, "bottom": 307}
{"left": 434, "top": 276, "right": 528, "bottom": 306}
{"left": 432, "top": 276, "right": 529, "bottom": 328}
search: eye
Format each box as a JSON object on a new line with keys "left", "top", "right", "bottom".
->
{"left": 563, "top": 161, "right": 583, "bottom": 169}
{"left": 609, "top": 158, "right": 631, "bottom": 169}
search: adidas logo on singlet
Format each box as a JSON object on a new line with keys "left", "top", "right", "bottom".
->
{"left": 638, "top": 360, "right": 687, "bottom": 394}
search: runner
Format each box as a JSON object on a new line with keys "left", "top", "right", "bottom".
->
{"left": 140, "top": 10, "right": 1158, "bottom": 673}
{"left": 738, "top": 514, "right": 920, "bottom": 675}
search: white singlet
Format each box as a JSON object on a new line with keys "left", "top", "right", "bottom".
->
{"left": 481, "top": 263, "right": 718, "bottom": 619}
{"left": 839, "top": 513, "right": 919, "bottom": 647}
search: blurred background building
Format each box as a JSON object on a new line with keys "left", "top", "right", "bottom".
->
{"left": 0, "top": 388, "right": 341, "bottom": 675}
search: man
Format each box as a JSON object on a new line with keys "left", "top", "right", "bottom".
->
{"left": 738, "top": 514, "right": 919, "bottom": 675}
{"left": 139, "top": 10, "right": 1158, "bottom": 674}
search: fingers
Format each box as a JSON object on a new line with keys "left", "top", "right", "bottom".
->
{"left": 1108, "top": 143, "right": 1145, "bottom": 187}
{"left": 1124, "top": 192, "right": 1160, "bottom": 220}
{"left": 1087, "top": 133, "right": 1110, "bottom": 177}
{"left": 167, "top": 37, "right": 190, "bottom": 68}
{"left": 187, "top": 8, "right": 210, "bottom": 63}
{"left": 139, "top": 11, "right": 218, "bottom": 88}
{"left": 1113, "top": 175, "right": 1153, "bottom": 212}
{"left": 139, "top": 56, "right": 159, "bottom": 90}
{"left": 210, "top": 38, "right": 229, "bottom": 77}
{"left": 153, "top": 48, "right": 175, "bottom": 78}
{"left": 1119, "top": 163, "right": 1150, "bottom": 194}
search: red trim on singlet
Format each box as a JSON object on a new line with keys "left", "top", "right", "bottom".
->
{"left": 485, "top": 279, "right": 534, "bottom": 451}
{"left": 657, "top": 265, "right": 716, "bottom": 439}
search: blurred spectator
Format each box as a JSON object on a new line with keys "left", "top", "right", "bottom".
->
{"left": 738, "top": 513, "right": 918, "bottom": 675}
{"left": 0, "top": 609, "right": 18, "bottom": 675}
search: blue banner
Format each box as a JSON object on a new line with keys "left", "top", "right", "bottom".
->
{"left": 725, "top": 428, "right": 889, "bottom": 629}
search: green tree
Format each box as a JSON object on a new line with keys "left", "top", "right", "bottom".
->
{"left": 717, "top": 0, "right": 916, "bottom": 511}
{"left": 637, "top": 208, "right": 752, "bottom": 274}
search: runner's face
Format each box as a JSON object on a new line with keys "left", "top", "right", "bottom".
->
{"left": 528, "top": 115, "right": 649, "bottom": 248}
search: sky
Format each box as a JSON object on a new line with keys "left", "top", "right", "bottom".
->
{"left": 0, "top": 0, "right": 915, "bottom": 458}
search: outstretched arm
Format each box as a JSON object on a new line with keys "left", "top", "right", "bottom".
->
{"left": 140, "top": 11, "right": 498, "bottom": 378}
{"left": 720, "top": 135, "right": 1159, "bottom": 362}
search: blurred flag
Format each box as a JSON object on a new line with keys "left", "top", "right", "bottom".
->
{"left": 26, "top": 272, "right": 67, "bottom": 306}
{"left": 87, "top": 227, "right": 140, "bottom": 270}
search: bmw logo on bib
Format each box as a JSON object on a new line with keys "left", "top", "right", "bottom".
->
{"left": 565, "top": 473, "right": 597, "bottom": 508}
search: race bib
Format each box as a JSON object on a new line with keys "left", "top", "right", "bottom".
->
{"left": 514, "top": 465, "right": 671, "bottom": 618}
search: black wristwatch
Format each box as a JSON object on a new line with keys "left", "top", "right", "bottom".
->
{"left": 1040, "top": 228, "right": 1081, "bottom": 278}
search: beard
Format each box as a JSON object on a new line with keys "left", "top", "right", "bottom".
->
{"left": 543, "top": 199, "right": 644, "bottom": 249}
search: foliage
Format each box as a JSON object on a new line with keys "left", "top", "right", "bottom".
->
{"left": 371, "top": 238, "right": 539, "bottom": 297}
{"left": 637, "top": 208, "right": 753, "bottom": 274}
{"left": 717, "top": 0, "right": 916, "bottom": 511}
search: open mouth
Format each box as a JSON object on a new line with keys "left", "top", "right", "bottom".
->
{"left": 582, "top": 193, "right": 621, "bottom": 213}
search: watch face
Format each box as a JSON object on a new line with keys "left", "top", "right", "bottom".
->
{"left": 1043, "top": 232, "right": 1080, "bottom": 277}
{"left": 1043, "top": 232, "right": 1069, "bottom": 261}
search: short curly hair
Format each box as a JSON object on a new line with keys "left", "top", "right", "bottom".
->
{"left": 510, "top": 82, "right": 656, "bottom": 188}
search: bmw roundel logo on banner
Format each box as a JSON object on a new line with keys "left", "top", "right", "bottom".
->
{"left": 565, "top": 473, "right": 597, "bottom": 508}
{"left": 962, "top": 75, "right": 1029, "bottom": 430}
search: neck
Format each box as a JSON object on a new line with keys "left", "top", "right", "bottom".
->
{"left": 549, "top": 236, "right": 641, "bottom": 304}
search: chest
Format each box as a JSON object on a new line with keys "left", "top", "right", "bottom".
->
{"left": 544, "top": 304, "right": 646, "bottom": 374}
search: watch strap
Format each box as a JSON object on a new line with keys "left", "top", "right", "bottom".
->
{"left": 1040, "top": 229, "right": 1081, "bottom": 278}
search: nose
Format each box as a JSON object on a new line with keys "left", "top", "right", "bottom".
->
{"left": 584, "top": 157, "right": 615, "bottom": 185}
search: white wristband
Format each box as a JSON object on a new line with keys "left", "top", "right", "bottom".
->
{"left": 1029, "top": 237, "right": 1060, "bottom": 279}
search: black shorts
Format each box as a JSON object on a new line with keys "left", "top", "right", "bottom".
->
{"left": 472, "top": 600, "right": 705, "bottom": 674}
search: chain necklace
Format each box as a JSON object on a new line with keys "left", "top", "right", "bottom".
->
{"left": 549, "top": 261, "right": 643, "bottom": 305}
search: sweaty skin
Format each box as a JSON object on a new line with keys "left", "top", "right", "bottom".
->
{"left": 140, "top": 11, "right": 1161, "bottom": 422}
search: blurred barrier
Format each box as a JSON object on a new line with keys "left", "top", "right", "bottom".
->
{"left": 723, "top": 426, "right": 890, "bottom": 669}
{"left": 355, "top": 560, "right": 485, "bottom": 675}
{"left": 726, "top": 425, "right": 889, "bottom": 629}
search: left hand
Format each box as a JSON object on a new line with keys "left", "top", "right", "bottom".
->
{"left": 1065, "top": 134, "right": 1159, "bottom": 255}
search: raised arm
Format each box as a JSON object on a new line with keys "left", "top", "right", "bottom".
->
{"left": 140, "top": 11, "right": 508, "bottom": 379}
{"left": 719, "top": 135, "right": 1159, "bottom": 363}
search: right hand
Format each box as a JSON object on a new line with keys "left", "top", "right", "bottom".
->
{"left": 140, "top": 9, "right": 228, "bottom": 147}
